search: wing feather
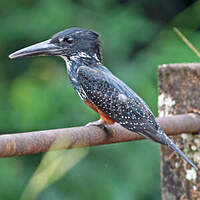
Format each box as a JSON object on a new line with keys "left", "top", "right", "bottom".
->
{"left": 77, "top": 66, "right": 164, "bottom": 144}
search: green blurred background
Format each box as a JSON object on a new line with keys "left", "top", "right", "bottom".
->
{"left": 0, "top": 0, "right": 200, "bottom": 199}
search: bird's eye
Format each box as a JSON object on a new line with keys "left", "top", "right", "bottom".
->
{"left": 63, "top": 37, "right": 75, "bottom": 44}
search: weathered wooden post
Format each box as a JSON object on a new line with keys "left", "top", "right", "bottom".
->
{"left": 158, "top": 63, "right": 200, "bottom": 200}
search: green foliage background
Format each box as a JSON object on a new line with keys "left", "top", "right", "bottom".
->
{"left": 0, "top": 0, "right": 199, "bottom": 199}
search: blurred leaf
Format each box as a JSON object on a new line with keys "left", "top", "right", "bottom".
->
{"left": 21, "top": 141, "right": 88, "bottom": 200}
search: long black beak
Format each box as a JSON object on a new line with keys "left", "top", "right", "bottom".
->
{"left": 9, "top": 40, "right": 63, "bottom": 59}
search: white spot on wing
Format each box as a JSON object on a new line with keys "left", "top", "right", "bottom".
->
{"left": 118, "top": 94, "right": 127, "bottom": 103}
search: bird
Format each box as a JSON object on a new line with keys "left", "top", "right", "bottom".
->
{"left": 9, "top": 27, "right": 197, "bottom": 170}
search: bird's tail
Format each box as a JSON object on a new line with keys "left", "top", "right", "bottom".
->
{"left": 160, "top": 132, "right": 198, "bottom": 170}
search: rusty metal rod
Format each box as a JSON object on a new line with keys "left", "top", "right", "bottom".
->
{"left": 0, "top": 113, "right": 199, "bottom": 157}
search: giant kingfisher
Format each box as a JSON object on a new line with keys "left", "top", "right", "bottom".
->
{"left": 9, "top": 27, "right": 197, "bottom": 170}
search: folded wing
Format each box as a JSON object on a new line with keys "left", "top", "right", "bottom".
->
{"left": 77, "top": 65, "right": 165, "bottom": 144}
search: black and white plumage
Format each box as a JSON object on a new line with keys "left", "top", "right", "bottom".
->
{"left": 77, "top": 66, "right": 163, "bottom": 141}
{"left": 9, "top": 27, "right": 198, "bottom": 170}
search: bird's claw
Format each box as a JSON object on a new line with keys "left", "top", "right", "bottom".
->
{"left": 86, "top": 119, "right": 106, "bottom": 129}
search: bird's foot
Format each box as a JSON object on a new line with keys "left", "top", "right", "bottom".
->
{"left": 86, "top": 119, "right": 113, "bottom": 138}
{"left": 86, "top": 119, "right": 106, "bottom": 129}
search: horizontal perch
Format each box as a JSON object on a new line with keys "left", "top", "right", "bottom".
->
{"left": 0, "top": 113, "right": 199, "bottom": 157}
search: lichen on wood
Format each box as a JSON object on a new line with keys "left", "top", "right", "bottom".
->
{"left": 158, "top": 63, "right": 200, "bottom": 200}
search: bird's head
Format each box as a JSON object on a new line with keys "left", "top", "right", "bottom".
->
{"left": 9, "top": 27, "right": 102, "bottom": 62}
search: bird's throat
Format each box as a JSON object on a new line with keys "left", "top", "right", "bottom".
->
{"left": 60, "top": 52, "right": 101, "bottom": 73}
